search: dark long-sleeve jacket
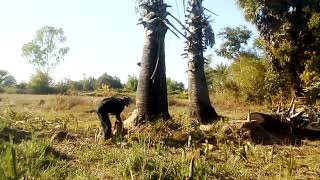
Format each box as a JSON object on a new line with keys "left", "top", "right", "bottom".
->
{"left": 96, "top": 97, "right": 126, "bottom": 120}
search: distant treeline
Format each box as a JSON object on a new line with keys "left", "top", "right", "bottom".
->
{"left": 0, "top": 70, "right": 185, "bottom": 95}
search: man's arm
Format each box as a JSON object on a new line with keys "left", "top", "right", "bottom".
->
{"left": 116, "top": 113, "right": 121, "bottom": 121}
{"left": 115, "top": 112, "right": 123, "bottom": 132}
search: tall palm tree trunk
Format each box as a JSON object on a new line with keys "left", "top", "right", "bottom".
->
{"left": 136, "top": 0, "right": 170, "bottom": 122}
{"left": 185, "top": 0, "right": 218, "bottom": 123}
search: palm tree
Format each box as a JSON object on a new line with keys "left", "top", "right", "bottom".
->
{"left": 184, "top": 0, "right": 218, "bottom": 123}
{"left": 135, "top": 0, "right": 173, "bottom": 122}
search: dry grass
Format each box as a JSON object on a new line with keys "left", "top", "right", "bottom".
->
{"left": 0, "top": 93, "right": 320, "bottom": 179}
{"left": 168, "top": 97, "right": 188, "bottom": 107}
{"left": 211, "top": 92, "right": 270, "bottom": 119}
{"left": 49, "top": 95, "right": 93, "bottom": 111}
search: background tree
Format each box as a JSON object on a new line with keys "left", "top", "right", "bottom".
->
{"left": 228, "top": 54, "right": 266, "bottom": 101}
{"left": 16, "top": 82, "right": 28, "bottom": 92}
{"left": 69, "top": 80, "right": 84, "bottom": 92}
{"left": 166, "top": 78, "right": 185, "bottom": 94}
{"left": 184, "top": 0, "right": 218, "bottom": 123}
{"left": 236, "top": 0, "right": 320, "bottom": 96}
{"left": 205, "top": 62, "right": 229, "bottom": 92}
{"left": 28, "top": 70, "right": 52, "bottom": 94}
{"left": 216, "top": 26, "right": 252, "bottom": 60}
{"left": 54, "top": 78, "right": 74, "bottom": 94}
{"left": 0, "top": 70, "right": 17, "bottom": 88}
{"left": 22, "top": 26, "right": 69, "bottom": 75}
{"left": 22, "top": 26, "right": 69, "bottom": 94}
{"left": 80, "top": 76, "right": 97, "bottom": 91}
{"left": 215, "top": 24, "right": 293, "bottom": 102}
{"left": 125, "top": 75, "right": 138, "bottom": 92}
{"left": 97, "top": 73, "right": 122, "bottom": 89}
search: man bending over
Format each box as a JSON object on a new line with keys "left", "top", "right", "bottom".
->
{"left": 96, "top": 96, "right": 130, "bottom": 139}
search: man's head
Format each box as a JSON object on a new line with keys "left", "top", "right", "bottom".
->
{"left": 122, "top": 97, "right": 131, "bottom": 107}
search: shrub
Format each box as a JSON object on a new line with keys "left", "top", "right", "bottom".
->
{"left": 28, "top": 70, "right": 52, "bottom": 94}
{"left": 167, "top": 78, "right": 185, "bottom": 94}
{"left": 229, "top": 55, "right": 267, "bottom": 102}
{"left": 304, "top": 81, "right": 320, "bottom": 105}
{"left": 263, "top": 69, "right": 291, "bottom": 103}
{"left": 125, "top": 75, "right": 138, "bottom": 92}
{"left": 95, "top": 84, "right": 116, "bottom": 97}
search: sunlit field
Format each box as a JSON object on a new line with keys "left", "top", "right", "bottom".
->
{"left": 1, "top": 94, "right": 319, "bottom": 179}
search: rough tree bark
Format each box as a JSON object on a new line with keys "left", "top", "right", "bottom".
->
{"left": 136, "top": 0, "right": 170, "bottom": 122}
{"left": 185, "top": 0, "right": 218, "bottom": 123}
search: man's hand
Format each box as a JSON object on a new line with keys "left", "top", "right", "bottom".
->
{"left": 114, "top": 120, "right": 123, "bottom": 135}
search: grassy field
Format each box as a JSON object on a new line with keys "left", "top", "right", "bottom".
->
{"left": 0, "top": 94, "right": 320, "bottom": 179}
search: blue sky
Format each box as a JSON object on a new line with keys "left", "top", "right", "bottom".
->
{"left": 0, "top": 0, "right": 258, "bottom": 85}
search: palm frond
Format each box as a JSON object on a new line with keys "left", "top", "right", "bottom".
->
{"left": 163, "top": 19, "right": 188, "bottom": 40}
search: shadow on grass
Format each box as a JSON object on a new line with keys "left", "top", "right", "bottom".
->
{"left": 0, "top": 127, "right": 32, "bottom": 143}
{"left": 45, "top": 146, "right": 73, "bottom": 161}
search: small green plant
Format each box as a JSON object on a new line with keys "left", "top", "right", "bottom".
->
{"left": 95, "top": 84, "right": 115, "bottom": 97}
{"left": 285, "top": 148, "right": 296, "bottom": 178}
{"left": 1, "top": 135, "right": 17, "bottom": 180}
{"left": 0, "top": 115, "right": 8, "bottom": 132}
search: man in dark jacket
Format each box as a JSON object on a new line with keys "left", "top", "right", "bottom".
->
{"left": 96, "top": 96, "right": 130, "bottom": 139}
